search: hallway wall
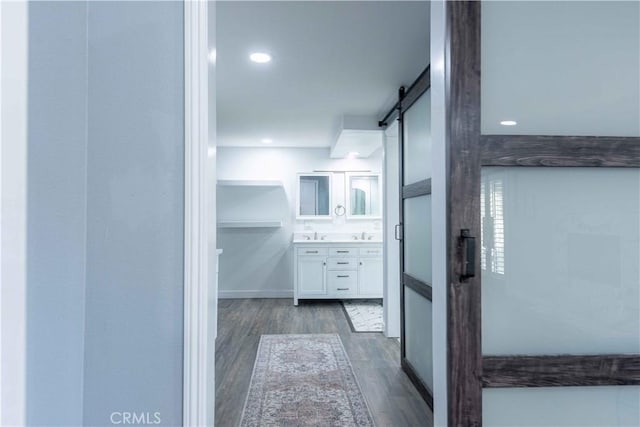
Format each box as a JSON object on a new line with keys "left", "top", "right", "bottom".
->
{"left": 24, "top": 2, "right": 185, "bottom": 425}
{"left": 26, "top": 3, "right": 88, "bottom": 424}
{"left": 82, "top": 2, "right": 184, "bottom": 425}
{"left": 216, "top": 147, "right": 382, "bottom": 298}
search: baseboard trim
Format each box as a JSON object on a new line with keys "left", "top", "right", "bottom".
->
{"left": 218, "top": 290, "right": 293, "bottom": 299}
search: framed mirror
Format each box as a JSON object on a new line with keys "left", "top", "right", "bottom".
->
{"left": 346, "top": 173, "right": 382, "bottom": 219}
{"left": 296, "top": 173, "right": 332, "bottom": 219}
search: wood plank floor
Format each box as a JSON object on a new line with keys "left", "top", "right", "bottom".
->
{"left": 215, "top": 298, "right": 433, "bottom": 426}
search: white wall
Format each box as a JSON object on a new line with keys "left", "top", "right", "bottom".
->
{"left": 383, "top": 122, "right": 400, "bottom": 338}
{"left": 216, "top": 147, "right": 382, "bottom": 297}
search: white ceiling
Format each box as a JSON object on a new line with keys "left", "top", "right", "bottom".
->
{"left": 215, "top": 1, "right": 430, "bottom": 148}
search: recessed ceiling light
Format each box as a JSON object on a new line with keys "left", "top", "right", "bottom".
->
{"left": 500, "top": 120, "right": 517, "bottom": 126}
{"left": 250, "top": 52, "right": 271, "bottom": 63}
{"left": 261, "top": 138, "right": 273, "bottom": 144}
{"left": 208, "top": 49, "right": 216, "bottom": 64}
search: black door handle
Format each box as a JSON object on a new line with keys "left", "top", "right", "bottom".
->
{"left": 460, "top": 229, "right": 476, "bottom": 280}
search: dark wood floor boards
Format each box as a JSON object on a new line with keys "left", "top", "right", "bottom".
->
{"left": 215, "top": 298, "right": 433, "bottom": 427}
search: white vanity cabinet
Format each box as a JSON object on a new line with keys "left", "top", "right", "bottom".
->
{"left": 293, "top": 243, "right": 383, "bottom": 305}
{"left": 358, "top": 257, "right": 383, "bottom": 297}
{"left": 297, "top": 256, "right": 327, "bottom": 295}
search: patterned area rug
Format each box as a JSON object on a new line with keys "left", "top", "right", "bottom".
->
{"left": 240, "top": 334, "right": 374, "bottom": 427}
{"left": 341, "top": 300, "right": 384, "bottom": 333}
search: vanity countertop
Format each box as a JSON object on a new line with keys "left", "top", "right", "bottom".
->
{"left": 292, "top": 239, "right": 382, "bottom": 244}
{"left": 293, "top": 232, "right": 382, "bottom": 244}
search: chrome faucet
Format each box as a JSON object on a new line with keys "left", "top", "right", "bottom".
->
{"left": 314, "top": 231, "right": 318, "bottom": 240}
{"left": 361, "top": 231, "right": 366, "bottom": 240}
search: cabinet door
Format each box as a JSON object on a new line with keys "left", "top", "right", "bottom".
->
{"left": 298, "top": 256, "right": 326, "bottom": 295}
{"left": 358, "top": 257, "right": 383, "bottom": 296}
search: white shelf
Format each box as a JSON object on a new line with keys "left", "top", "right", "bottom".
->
{"left": 217, "top": 220, "right": 283, "bottom": 229}
{"left": 217, "top": 180, "right": 283, "bottom": 188}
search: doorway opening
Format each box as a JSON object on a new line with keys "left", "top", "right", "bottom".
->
{"left": 212, "top": 1, "right": 433, "bottom": 425}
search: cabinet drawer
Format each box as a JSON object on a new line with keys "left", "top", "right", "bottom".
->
{"left": 329, "top": 248, "right": 358, "bottom": 256}
{"left": 359, "top": 247, "right": 383, "bottom": 256}
{"left": 328, "top": 271, "right": 358, "bottom": 295}
{"left": 297, "top": 248, "right": 328, "bottom": 256}
{"left": 327, "top": 258, "right": 358, "bottom": 270}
